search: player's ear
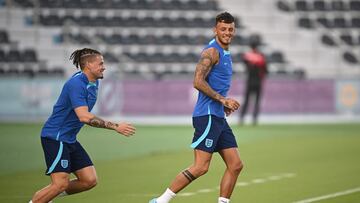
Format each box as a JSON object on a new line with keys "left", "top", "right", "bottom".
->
{"left": 83, "top": 60, "right": 91, "bottom": 70}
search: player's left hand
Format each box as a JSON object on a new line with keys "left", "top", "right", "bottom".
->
{"left": 224, "top": 107, "right": 234, "bottom": 116}
{"left": 221, "top": 98, "right": 240, "bottom": 111}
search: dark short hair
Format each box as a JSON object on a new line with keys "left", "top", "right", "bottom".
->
{"left": 215, "top": 12, "right": 235, "bottom": 25}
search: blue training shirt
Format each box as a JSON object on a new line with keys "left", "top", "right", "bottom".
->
{"left": 41, "top": 71, "right": 99, "bottom": 143}
{"left": 193, "top": 39, "right": 233, "bottom": 118}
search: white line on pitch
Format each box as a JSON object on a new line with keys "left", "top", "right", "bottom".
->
{"left": 252, "top": 178, "right": 266, "bottom": 184}
{"left": 237, "top": 181, "right": 250, "bottom": 186}
{"left": 120, "top": 173, "right": 296, "bottom": 197}
{"left": 198, "top": 189, "right": 215, "bottom": 193}
{"left": 177, "top": 173, "right": 296, "bottom": 197}
{"left": 293, "top": 187, "right": 360, "bottom": 203}
{"left": 123, "top": 193, "right": 157, "bottom": 197}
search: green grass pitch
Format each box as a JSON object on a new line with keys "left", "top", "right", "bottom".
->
{"left": 0, "top": 123, "right": 360, "bottom": 203}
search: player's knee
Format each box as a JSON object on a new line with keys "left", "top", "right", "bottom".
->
{"left": 230, "top": 160, "right": 244, "bottom": 175}
{"left": 200, "top": 166, "right": 209, "bottom": 176}
{"left": 194, "top": 165, "right": 209, "bottom": 176}
{"left": 82, "top": 176, "right": 98, "bottom": 190}
{"left": 52, "top": 180, "right": 69, "bottom": 193}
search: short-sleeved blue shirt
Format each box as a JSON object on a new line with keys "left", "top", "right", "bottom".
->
{"left": 193, "top": 39, "right": 233, "bottom": 118}
{"left": 41, "top": 72, "right": 99, "bottom": 143}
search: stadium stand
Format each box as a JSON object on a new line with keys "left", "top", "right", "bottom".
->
{"left": 0, "top": 30, "right": 9, "bottom": 43}
{"left": 0, "top": 28, "right": 62, "bottom": 77}
{"left": 1, "top": 0, "right": 302, "bottom": 79}
{"left": 220, "top": 0, "right": 360, "bottom": 78}
{"left": 274, "top": 0, "right": 360, "bottom": 72}
{"left": 13, "top": 0, "right": 219, "bottom": 10}
{"left": 343, "top": 50, "right": 359, "bottom": 64}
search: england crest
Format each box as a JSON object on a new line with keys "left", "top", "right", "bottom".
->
{"left": 61, "top": 160, "right": 69, "bottom": 168}
{"left": 205, "top": 139, "right": 213, "bottom": 148}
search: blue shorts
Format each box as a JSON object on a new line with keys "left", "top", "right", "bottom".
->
{"left": 41, "top": 137, "right": 93, "bottom": 175}
{"left": 191, "top": 115, "right": 238, "bottom": 153}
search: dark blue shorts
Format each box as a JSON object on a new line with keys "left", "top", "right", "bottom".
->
{"left": 41, "top": 137, "right": 93, "bottom": 175}
{"left": 191, "top": 115, "right": 238, "bottom": 153}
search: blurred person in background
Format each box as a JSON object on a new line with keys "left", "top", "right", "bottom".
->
{"left": 149, "top": 12, "right": 243, "bottom": 203}
{"left": 29, "top": 48, "right": 136, "bottom": 203}
{"left": 239, "top": 36, "right": 268, "bottom": 125}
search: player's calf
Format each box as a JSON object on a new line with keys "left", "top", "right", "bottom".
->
{"left": 181, "top": 169, "right": 197, "bottom": 182}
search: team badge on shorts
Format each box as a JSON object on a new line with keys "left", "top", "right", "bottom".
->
{"left": 61, "top": 160, "right": 69, "bottom": 168}
{"left": 205, "top": 139, "right": 213, "bottom": 148}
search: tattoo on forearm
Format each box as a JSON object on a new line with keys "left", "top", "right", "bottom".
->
{"left": 88, "top": 116, "right": 106, "bottom": 128}
{"left": 212, "top": 92, "right": 223, "bottom": 101}
{"left": 88, "top": 116, "right": 118, "bottom": 129}
{"left": 105, "top": 121, "right": 119, "bottom": 129}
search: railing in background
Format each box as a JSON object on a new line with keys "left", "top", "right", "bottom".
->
{"left": 1, "top": 77, "right": 358, "bottom": 122}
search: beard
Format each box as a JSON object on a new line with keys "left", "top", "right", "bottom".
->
{"left": 96, "top": 74, "right": 104, "bottom": 80}
{"left": 97, "top": 71, "right": 104, "bottom": 79}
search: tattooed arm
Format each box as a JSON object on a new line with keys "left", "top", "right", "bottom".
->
{"left": 193, "top": 48, "right": 240, "bottom": 111}
{"left": 88, "top": 116, "right": 117, "bottom": 129}
{"left": 74, "top": 106, "right": 136, "bottom": 136}
{"left": 193, "top": 48, "right": 224, "bottom": 103}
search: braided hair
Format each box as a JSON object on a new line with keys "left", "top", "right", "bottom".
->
{"left": 69, "top": 48, "right": 102, "bottom": 70}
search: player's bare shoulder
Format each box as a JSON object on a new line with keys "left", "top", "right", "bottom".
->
{"left": 200, "top": 47, "right": 219, "bottom": 66}
{"left": 195, "top": 47, "right": 220, "bottom": 79}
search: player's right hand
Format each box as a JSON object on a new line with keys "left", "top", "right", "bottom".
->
{"left": 115, "top": 122, "right": 136, "bottom": 137}
{"left": 222, "top": 98, "right": 240, "bottom": 111}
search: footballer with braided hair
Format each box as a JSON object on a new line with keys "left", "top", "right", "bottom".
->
{"left": 29, "top": 48, "right": 136, "bottom": 203}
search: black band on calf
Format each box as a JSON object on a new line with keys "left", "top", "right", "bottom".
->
{"left": 182, "top": 170, "right": 197, "bottom": 182}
